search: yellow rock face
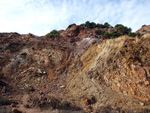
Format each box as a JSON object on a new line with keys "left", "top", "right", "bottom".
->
{"left": 68, "top": 35, "right": 150, "bottom": 103}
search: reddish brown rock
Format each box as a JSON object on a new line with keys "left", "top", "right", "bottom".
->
{"left": 136, "top": 25, "right": 150, "bottom": 34}
{"left": 0, "top": 25, "right": 150, "bottom": 113}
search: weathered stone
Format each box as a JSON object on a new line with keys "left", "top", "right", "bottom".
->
{"left": 11, "top": 108, "right": 22, "bottom": 113}
{"left": 60, "top": 85, "right": 65, "bottom": 88}
{"left": 81, "top": 97, "right": 90, "bottom": 106}
{"left": 89, "top": 95, "right": 96, "bottom": 104}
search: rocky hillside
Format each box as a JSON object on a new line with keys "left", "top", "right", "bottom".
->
{"left": 136, "top": 25, "right": 150, "bottom": 34}
{"left": 0, "top": 24, "right": 150, "bottom": 113}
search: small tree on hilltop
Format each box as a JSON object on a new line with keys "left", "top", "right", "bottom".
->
{"left": 142, "top": 24, "right": 146, "bottom": 27}
{"left": 103, "top": 22, "right": 112, "bottom": 28}
{"left": 85, "top": 21, "right": 90, "bottom": 28}
{"left": 45, "top": 30, "right": 60, "bottom": 39}
{"left": 96, "top": 23, "right": 104, "bottom": 28}
{"left": 90, "top": 22, "right": 97, "bottom": 28}
{"left": 83, "top": 21, "right": 97, "bottom": 28}
{"left": 115, "top": 24, "right": 131, "bottom": 35}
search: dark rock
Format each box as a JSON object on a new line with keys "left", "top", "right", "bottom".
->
{"left": 24, "top": 104, "right": 30, "bottom": 108}
{"left": 89, "top": 95, "right": 96, "bottom": 104}
{"left": 11, "top": 108, "right": 22, "bottom": 113}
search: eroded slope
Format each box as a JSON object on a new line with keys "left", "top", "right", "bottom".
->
{"left": 67, "top": 34, "right": 150, "bottom": 112}
{"left": 0, "top": 32, "right": 150, "bottom": 112}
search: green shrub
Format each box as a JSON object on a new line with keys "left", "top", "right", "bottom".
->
{"left": 104, "top": 32, "right": 110, "bottom": 38}
{"left": 103, "top": 22, "right": 112, "bottom": 28}
{"left": 81, "top": 21, "right": 112, "bottom": 29}
{"left": 97, "top": 30, "right": 111, "bottom": 38}
{"left": 110, "top": 31, "right": 121, "bottom": 38}
{"left": 97, "top": 30, "right": 104, "bottom": 35}
{"left": 142, "top": 24, "right": 146, "bottom": 27}
{"left": 115, "top": 24, "right": 131, "bottom": 35}
{"left": 136, "top": 33, "right": 143, "bottom": 37}
{"left": 98, "top": 30, "right": 122, "bottom": 39}
{"left": 83, "top": 21, "right": 97, "bottom": 28}
{"left": 90, "top": 22, "right": 97, "bottom": 28}
{"left": 96, "top": 23, "right": 104, "bottom": 28}
{"left": 128, "top": 32, "right": 136, "bottom": 37}
{"left": 45, "top": 30, "right": 60, "bottom": 39}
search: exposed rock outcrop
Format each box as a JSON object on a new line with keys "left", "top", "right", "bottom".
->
{"left": 0, "top": 26, "right": 150, "bottom": 112}
{"left": 136, "top": 25, "right": 150, "bottom": 34}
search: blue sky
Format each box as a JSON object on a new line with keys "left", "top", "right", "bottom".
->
{"left": 0, "top": 0, "right": 150, "bottom": 36}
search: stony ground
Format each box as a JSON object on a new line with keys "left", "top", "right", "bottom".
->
{"left": 0, "top": 25, "right": 150, "bottom": 113}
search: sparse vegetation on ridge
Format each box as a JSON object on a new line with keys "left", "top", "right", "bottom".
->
{"left": 81, "top": 21, "right": 112, "bottom": 28}
{"left": 80, "top": 21, "right": 141, "bottom": 38}
{"left": 45, "top": 21, "right": 143, "bottom": 39}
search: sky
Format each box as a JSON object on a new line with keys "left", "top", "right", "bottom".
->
{"left": 0, "top": 0, "right": 150, "bottom": 36}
